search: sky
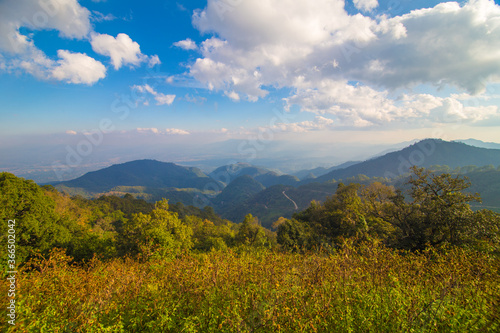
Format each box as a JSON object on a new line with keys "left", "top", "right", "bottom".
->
{"left": 1, "top": 0, "right": 500, "bottom": 180}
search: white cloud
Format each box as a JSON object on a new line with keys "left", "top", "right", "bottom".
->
{"left": 66, "top": 130, "right": 77, "bottom": 135}
{"left": 187, "top": 0, "right": 500, "bottom": 126}
{"left": 165, "top": 128, "right": 190, "bottom": 135}
{"left": 285, "top": 79, "right": 499, "bottom": 127}
{"left": 154, "top": 93, "right": 176, "bottom": 106}
{"left": 0, "top": 0, "right": 156, "bottom": 84}
{"left": 225, "top": 91, "right": 240, "bottom": 101}
{"left": 92, "top": 11, "right": 117, "bottom": 22}
{"left": 353, "top": 0, "right": 378, "bottom": 12}
{"left": 0, "top": 0, "right": 91, "bottom": 54}
{"left": 51, "top": 50, "right": 106, "bottom": 85}
{"left": 173, "top": 38, "right": 198, "bottom": 50}
{"left": 148, "top": 55, "right": 161, "bottom": 67}
{"left": 350, "top": 0, "right": 500, "bottom": 94}
{"left": 267, "top": 116, "right": 335, "bottom": 133}
{"left": 132, "top": 84, "right": 176, "bottom": 106}
{"left": 136, "top": 128, "right": 190, "bottom": 135}
{"left": 137, "top": 128, "right": 160, "bottom": 134}
{"left": 91, "top": 33, "right": 144, "bottom": 70}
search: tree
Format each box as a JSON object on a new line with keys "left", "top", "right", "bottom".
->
{"left": 390, "top": 167, "right": 482, "bottom": 250}
{"left": 117, "top": 199, "right": 193, "bottom": 260}
{"left": 0, "top": 173, "right": 71, "bottom": 264}
{"left": 235, "top": 214, "right": 269, "bottom": 248}
{"left": 275, "top": 218, "right": 311, "bottom": 252}
{"left": 184, "top": 215, "right": 235, "bottom": 251}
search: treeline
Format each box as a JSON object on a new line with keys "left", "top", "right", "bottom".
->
{"left": 1, "top": 167, "right": 500, "bottom": 268}
{"left": 277, "top": 167, "right": 500, "bottom": 252}
{"left": 0, "top": 172, "right": 274, "bottom": 267}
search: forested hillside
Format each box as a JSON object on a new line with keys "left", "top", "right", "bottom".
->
{"left": 1, "top": 167, "right": 500, "bottom": 331}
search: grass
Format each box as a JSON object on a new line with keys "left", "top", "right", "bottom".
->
{"left": 2, "top": 242, "right": 499, "bottom": 332}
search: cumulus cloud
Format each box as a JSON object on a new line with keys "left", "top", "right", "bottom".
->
{"left": 132, "top": 84, "right": 176, "bottom": 106}
{"left": 148, "top": 55, "right": 161, "bottom": 67}
{"left": 0, "top": 0, "right": 156, "bottom": 84}
{"left": 353, "top": 0, "right": 378, "bottom": 12}
{"left": 66, "top": 130, "right": 77, "bottom": 135}
{"left": 0, "top": 0, "right": 91, "bottom": 54}
{"left": 267, "top": 116, "right": 335, "bottom": 133}
{"left": 136, "top": 128, "right": 190, "bottom": 135}
{"left": 173, "top": 38, "right": 198, "bottom": 50}
{"left": 285, "top": 79, "right": 498, "bottom": 127}
{"left": 91, "top": 33, "right": 156, "bottom": 70}
{"left": 165, "top": 128, "right": 190, "bottom": 135}
{"left": 137, "top": 128, "right": 160, "bottom": 134}
{"left": 185, "top": 0, "right": 500, "bottom": 126}
{"left": 52, "top": 50, "right": 106, "bottom": 85}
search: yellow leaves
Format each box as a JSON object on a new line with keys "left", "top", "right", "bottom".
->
{"left": 5, "top": 246, "right": 500, "bottom": 332}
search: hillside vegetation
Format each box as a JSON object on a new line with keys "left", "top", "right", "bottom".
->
{"left": 1, "top": 165, "right": 500, "bottom": 331}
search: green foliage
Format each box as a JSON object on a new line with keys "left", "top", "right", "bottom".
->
{"left": 235, "top": 214, "right": 274, "bottom": 249}
{"left": 289, "top": 182, "right": 397, "bottom": 249}
{"left": 275, "top": 217, "right": 311, "bottom": 252}
{"left": 280, "top": 168, "right": 500, "bottom": 252}
{"left": 1, "top": 171, "right": 500, "bottom": 331}
{"left": 118, "top": 199, "right": 193, "bottom": 260}
{"left": 0, "top": 173, "right": 72, "bottom": 264}
{"left": 185, "top": 215, "right": 235, "bottom": 252}
{"left": 389, "top": 167, "right": 487, "bottom": 250}
{"left": 170, "top": 202, "right": 226, "bottom": 225}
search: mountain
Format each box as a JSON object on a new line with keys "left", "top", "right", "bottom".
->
{"left": 293, "top": 161, "right": 360, "bottom": 180}
{"left": 311, "top": 139, "right": 500, "bottom": 184}
{"left": 209, "top": 162, "right": 299, "bottom": 188}
{"left": 218, "top": 175, "right": 379, "bottom": 228}
{"left": 212, "top": 175, "right": 266, "bottom": 214}
{"left": 216, "top": 184, "right": 299, "bottom": 227}
{"left": 455, "top": 139, "right": 500, "bottom": 150}
{"left": 55, "top": 159, "right": 222, "bottom": 194}
{"left": 209, "top": 163, "right": 271, "bottom": 184}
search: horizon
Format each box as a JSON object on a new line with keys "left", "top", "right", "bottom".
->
{"left": 2, "top": 0, "right": 500, "bottom": 182}
{"left": 6, "top": 136, "right": 500, "bottom": 184}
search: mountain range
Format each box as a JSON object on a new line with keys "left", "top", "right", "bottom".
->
{"left": 50, "top": 139, "right": 500, "bottom": 227}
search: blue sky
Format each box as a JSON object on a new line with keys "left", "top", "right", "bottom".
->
{"left": 1, "top": 0, "right": 500, "bottom": 180}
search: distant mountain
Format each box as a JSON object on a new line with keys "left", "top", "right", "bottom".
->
{"left": 312, "top": 139, "right": 500, "bottom": 184}
{"left": 55, "top": 159, "right": 222, "bottom": 193}
{"left": 212, "top": 175, "right": 265, "bottom": 215}
{"left": 293, "top": 161, "right": 360, "bottom": 180}
{"left": 209, "top": 163, "right": 273, "bottom": 185}
{"left": 455, "top": 139, "right": 500, "bottom": 150}
{"left": 209, "top": 162, "right": 299, "bottom": 188}
{"left": 218, "top": 176, "right": 378, "bottom": 228}
{"left": 217, "top": 184, "right": 300, "bottom": 227}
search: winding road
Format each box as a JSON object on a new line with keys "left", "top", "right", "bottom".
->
{"left": 282, "top": 191, "right": 298, "bottom": 210}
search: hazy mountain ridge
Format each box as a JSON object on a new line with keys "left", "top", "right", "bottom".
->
{"left": 309, "top": 139, "right": 500, "bottom": 184}
{"left": 49, "top": 139, "right": 500, "bottom": 227}
{"left": 55, "top": 159, "right": 223, "bottom": 193}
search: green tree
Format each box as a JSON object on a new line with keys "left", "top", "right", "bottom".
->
{"left": 0, "top": 173, "right": 71, "bottom": 265}
{"left": 235, "top": 214, "right": 270, "bottom": 248}
{"left": 390, "top": 167, "right": 481, "bottom": 250}
{"left": 275, "top": 217, "right": 311, "bottom": 252}
{"left": 117, "top": 199, "right": 193, "bottom": 260}
{"left": 184, "top": 215, "right": 234, "bottom": 251}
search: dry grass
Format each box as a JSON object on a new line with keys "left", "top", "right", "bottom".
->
{"left": 2, "top": 242, "right": 499, "bottom": 332}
